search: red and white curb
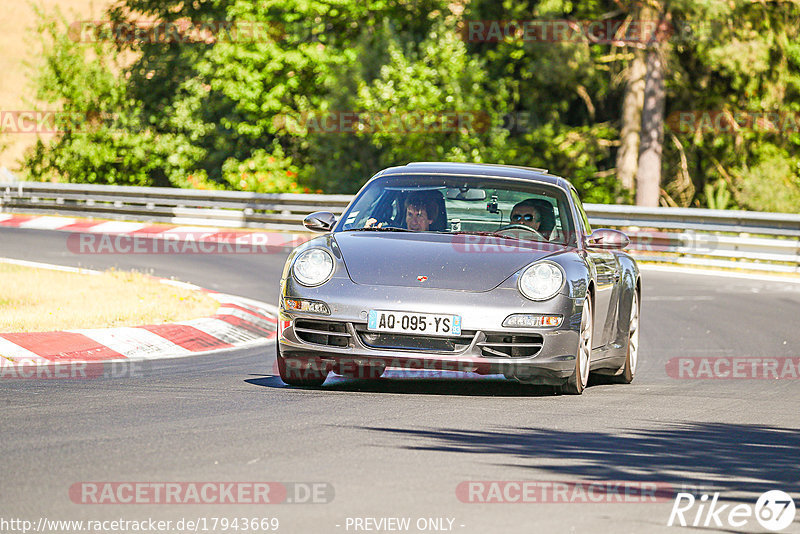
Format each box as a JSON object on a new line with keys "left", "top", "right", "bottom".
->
{"left": 0, "top": 214, "right": 310, "bottom": 253}
{"left": 0, "top": 258, "right": 277, "bottom": 370}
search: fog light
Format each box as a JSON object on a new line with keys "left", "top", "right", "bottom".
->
{"left": 502, "top": 314, "right": 563, "bottom": 328}
{"left": 283, "top": 298, "right": 330, "bottom": 315}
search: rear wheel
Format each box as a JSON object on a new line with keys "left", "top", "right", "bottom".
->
{"left": 562, "top": 297, "right": 592, "bottom": 395}
{"left": 614, "top": 289, "right": 639, "bottom": 384}
{"left": 276, "top": 343, "right": 328, "bottom": 387}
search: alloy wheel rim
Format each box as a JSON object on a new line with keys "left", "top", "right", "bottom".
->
{"left": 579, "top": 299, "right": 592, "bottom": 386}
{"left": 629, "top": 292, "right": 639, "bottom": 373}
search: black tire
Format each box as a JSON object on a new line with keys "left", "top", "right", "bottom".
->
{"left": 613, "top": 288, "right": 640, "bottom": 384}
{"left": 276, "top": 343, "right": 327, "bottom": 387}
{"left": 562, "top": 297, "right": 593, "bottom": 395}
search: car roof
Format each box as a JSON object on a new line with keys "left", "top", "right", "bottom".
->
{"left": 375, "top": 162, "right": 573, "bottom": 191}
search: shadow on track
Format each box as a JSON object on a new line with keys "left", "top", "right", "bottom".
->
{"left": 245, "top": 371, "right": 560, "bottom": 397}
{"left": 357, "top": 422, "right": 800, "bottom": 499}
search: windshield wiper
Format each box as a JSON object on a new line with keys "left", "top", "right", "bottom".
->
{"left": 344, "top": 226, "right": 413, "bottom": 232}
{"left": 447, "top": 230, "right": 524, "bottom": 241}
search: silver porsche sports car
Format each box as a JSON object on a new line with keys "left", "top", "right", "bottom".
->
{"left": 276, "top": 162, "right": 640, "bottom": 394}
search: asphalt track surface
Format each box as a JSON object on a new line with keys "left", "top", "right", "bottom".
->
{"left": 1, "top": 227, "right": 799, "bottom": 534}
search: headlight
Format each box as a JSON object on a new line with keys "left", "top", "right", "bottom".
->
{"left": 518, "top": 261, "right": 564, "bottom": 301}
{"left": 292, "top": 248, "right": 334, "bottom": 286}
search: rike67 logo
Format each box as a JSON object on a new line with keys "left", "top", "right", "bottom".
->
{"left": 668, "top": 490, "right": 796, "bottom": 532}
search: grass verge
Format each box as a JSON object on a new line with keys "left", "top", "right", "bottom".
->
{"left": 0, "top": 263, "right": 219, "bottom": 332}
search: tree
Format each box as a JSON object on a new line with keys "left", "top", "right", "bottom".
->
{"left": 635, "top": 28, "right": 666, "bottom": 207}
{"left": 463, "top": 0, "right": 624, "bottom": 203}
{"left": 24, "top": 8, "right": 169, "bottom": 186}
{"left": 20, "top": 0, "right": 799, "bottom": 211}
{"left": 663, "top": 0, "right": 800, "bottom": 211}
{"left": 616, "top": 29, "right": 646, "bottom": 197}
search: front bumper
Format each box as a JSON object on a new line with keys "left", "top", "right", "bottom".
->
{"left": 278, "top": 280, "right": 583, "bottom": 384}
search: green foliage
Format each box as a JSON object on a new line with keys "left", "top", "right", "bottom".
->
{"left": 356, "top": 20, "right": 511, "bottom": 167}
{"left": 461, "top": 0, "right": 624, "bottom": 202}
{"left": 511, "top": 123, "right": 620, "bottom": 204}
{"left": 665, "top": 0, "right": 800, "bottom": 210}
{"left": 736, "top": 149, "right": 800, "bottom": 213}
{"left": 23, "top": 9, "right": 158, "bottom": 185}
{"left": 222, "top": 144, "right": 308, "bottom": 193}
{"left": 703, "top": 179, "right": 732, "bottom": 210}
{"left": 21, "top": 8, "right": 214, "bottom": 187}
{"left": 16, "top": 0, "right": 800, "bottom": 213}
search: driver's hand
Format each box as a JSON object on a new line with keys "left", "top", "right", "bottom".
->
{"left": 364, "top": 218, "right": 384, "bottom": 228}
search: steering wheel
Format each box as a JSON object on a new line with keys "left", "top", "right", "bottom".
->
{"left": 496, "top": 224, "right": 546, "bottom": 240}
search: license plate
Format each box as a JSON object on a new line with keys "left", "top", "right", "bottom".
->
{"left": 368, "top": 310, "right": 462, "bottom": 337}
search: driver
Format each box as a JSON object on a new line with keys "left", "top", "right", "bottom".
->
{"left": 403, "top": 192, "right": 439, "bottom": 231}
{"left": 364, "top": 191, "right": 441, "bottom": 231}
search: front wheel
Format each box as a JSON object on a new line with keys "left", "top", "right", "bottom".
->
{"left": 276, "top": 344, "right": 328, "bottom": 387}
{"left": 562, "top": 297, "right": 593, "bottom": 395}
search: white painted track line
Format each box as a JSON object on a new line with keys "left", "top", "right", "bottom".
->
{"left": 0, "top": 257, "right": 101, "bottom": 275}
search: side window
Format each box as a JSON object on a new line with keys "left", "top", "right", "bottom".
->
{"left": 570, "top": 188, "right": 592, "bottom": 235}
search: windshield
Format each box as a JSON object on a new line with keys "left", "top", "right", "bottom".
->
{"left": 336, "top": 174, "right": 575, "bottom": 245}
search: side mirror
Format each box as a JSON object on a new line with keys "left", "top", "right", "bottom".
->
{"left": 303, "top": 211, "right": 336, "bottom": 232}
{"left": 586, "top": 228, "right": 629, "bottom": 250}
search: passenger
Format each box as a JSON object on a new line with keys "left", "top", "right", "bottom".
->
{"left": 509, "top": 199, "right": 555, "bottom": 238}
{"left": 510, "top": 199, "right": 544, "bottom": 231}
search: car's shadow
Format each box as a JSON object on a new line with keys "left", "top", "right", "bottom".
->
{"left": 245, "top": 370, "right": 563, "bottom": 397}
{"left": 357, "top": 422, "right": 800, "bottom": 503}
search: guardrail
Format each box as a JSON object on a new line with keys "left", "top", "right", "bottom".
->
{"left": 2, "top": 181, "right": 800, "bottom": 273}
{"left": 0, "top": 181, "right": 352, "bottom": 231}
{"left": 583, "top": 205, "right": 800, "bottom": 274}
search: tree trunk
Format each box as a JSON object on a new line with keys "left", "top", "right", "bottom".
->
{"left": 617, "top": 47, "right": 646, "bottom": 197}
{"left": 635, "top": 44, "right": 666, "bottom": 207}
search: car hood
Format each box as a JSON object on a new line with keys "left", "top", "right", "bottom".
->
{"left": 333, "top": 231, "right": 567, "bottom": 291}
